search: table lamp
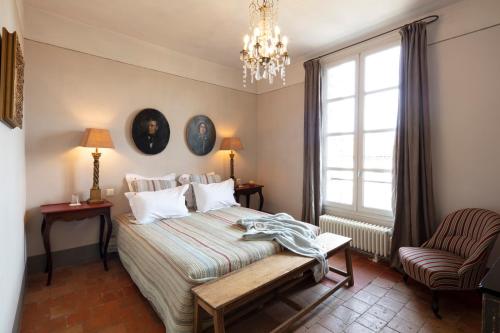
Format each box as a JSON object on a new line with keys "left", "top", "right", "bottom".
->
{"left": 80, "top": 128, "right": 114, "bottom": 204}
{"left": 220, "top": 137, "right": 243, "bottom": 180}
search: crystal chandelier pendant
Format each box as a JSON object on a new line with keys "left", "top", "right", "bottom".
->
{"left": 240, "top": 0, "right": 290, "bottom": 87}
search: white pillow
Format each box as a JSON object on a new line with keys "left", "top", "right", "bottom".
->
{"left": 124, "top": 185, "right": 189, "bottom": 224}
{"left": 179, "top": 172, "right": 222, "bottom": 209}
{"left": 192, "top": 179, "right": 240, "bottom": 213}
{"left": 125, "top": 173, "right": 176, "bottom": 192}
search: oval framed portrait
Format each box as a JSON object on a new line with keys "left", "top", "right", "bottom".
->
{"left": 132, "top": 108, "right": 170, "bottom": 155}
{"left": 185, "top": 115, "right": 216, "bottom": 156}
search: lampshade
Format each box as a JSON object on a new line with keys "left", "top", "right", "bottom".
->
{"left": 220, "top": 137, "right": 243, "bottom": 151}
{"left": 80, "top": 128, "right": 114, "bottom": 148}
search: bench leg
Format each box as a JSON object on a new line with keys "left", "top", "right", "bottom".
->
{"left": 214, "top": 310, "right": 225, "bottom": 333}
{"left": 345, "top": 246, "right": 354, "bottom": 287}
{"left": 193, "top": 297, "right": 202, "bottom": 333}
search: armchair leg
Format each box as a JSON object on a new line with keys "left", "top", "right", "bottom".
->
{"left": 431, "top": 291, "right": 442, "bottom": 319}
{"left": 403, "top": 273, "right": 409, "bottom": 284}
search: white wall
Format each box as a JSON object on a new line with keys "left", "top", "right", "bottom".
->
{"left": 256, "top": 0, "right": 500, "bottom": 262}
{"left": 429, "top": 24, "right": 500, "bottom": 263}
{"left": 0, "top": 0, "right": 25, "bottom": 331}
{"left": 24, "top": 41, "right": 258, "bottom": 257}
{"left": 257, "top": 83, "right": 304, "bottom": 218}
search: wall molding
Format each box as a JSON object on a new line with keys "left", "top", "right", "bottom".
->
{"left": 11, "top": 266, "right": 25, "bottom": 333}
{"left": 24, "top": 5, "right": 256, "bottom": 94}
{"left": 27, "top": 243, "right": 117, "bottom": 274}
{"left": 25, "top": 39, "right": 256, "bottom": 96}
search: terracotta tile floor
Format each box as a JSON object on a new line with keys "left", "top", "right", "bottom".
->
{"left": 20, "top": 252, "right": 482, "bottom": 333}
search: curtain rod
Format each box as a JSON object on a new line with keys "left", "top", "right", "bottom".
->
{"left": 308, "top": 15, "right": 439, "bottom": 62}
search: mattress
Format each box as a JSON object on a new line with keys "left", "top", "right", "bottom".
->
{"left": 115, "top": 206, "right": 289, "bottom": 333}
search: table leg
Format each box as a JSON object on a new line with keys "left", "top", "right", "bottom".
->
{"left": 102, "top": 211, "right": 113, "bottom": 271}
{"left": 214, "top": 310, "right": 225, "bottom": 333}
{"left": 193, "top": 297, "right": 202, "bottom": 333}
{"left": 258, "top": 189, "right": 264, "bottom": 211}
{"left": 42, "top": 219, "right": 53, "bottom": 286}
{"left": 245, "top": 194, "right": 251, "bottom": 208}
{"left": 345, "top": 246, "right": 354, "bottom": 287}
{"left": 99, "top": 215, "right": 105, "bottom": 258}
{"left": 40, "top": 218, "right": 47, "bottom": 273}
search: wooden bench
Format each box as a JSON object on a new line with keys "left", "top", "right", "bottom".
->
{"left": 192, "top": 233, "right": 353, "bottom": 333}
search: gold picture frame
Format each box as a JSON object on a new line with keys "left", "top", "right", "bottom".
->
{"left": 0, "top": 28, "right": 24, "bottom": 129}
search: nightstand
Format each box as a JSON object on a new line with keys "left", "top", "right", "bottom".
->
{"left": 39, "top": 200, "right": 113, "bottom": 285}
{"left": 235, "top": 184, "right": 264, "bottom": 211}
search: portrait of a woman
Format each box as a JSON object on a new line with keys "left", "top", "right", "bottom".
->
{"left": 186, "top": 115, "right": 216, "bottom": 156}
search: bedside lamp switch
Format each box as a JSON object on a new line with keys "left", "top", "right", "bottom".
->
{"left": 105, "top": 188, "right": 115, "bottom": 197}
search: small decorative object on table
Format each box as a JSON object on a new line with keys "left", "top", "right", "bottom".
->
{"left": 220, "top": 137, "right": 243, "bottom": 179}
{"left": 80, "top": 128, "right": 114, "bottom": 204}
{"left": 69, "top": 193, "right": 81, "bottom": 206}
{"left": 234, "top": 183, "right": 264, "bottom": 211}
{"left": 39, "top": 200, "right": 113, "bottom": 285}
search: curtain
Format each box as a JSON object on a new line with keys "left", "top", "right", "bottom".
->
{"left": 391, "top": 22, "right": 436, "bottom": 267}
{"left": 302, "top": 59, "right": 323, "bottom": 225}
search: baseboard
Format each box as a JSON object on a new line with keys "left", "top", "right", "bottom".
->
{"left": 12, "top": 264, "right": 26, "bottom": 333}
{"left": 27, "top": 243, "right": 117, "bottom": 274}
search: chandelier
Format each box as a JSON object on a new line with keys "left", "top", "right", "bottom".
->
{"left": 240, "top": 0, "right": 290, "bottom": 87}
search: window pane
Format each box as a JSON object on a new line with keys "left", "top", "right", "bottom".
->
{"left": 326, "top": 170, "right": 353, "bottom": 205}
{"left": 364, "top": 89, "right": 399, "bottom": 131}
{"left": 327, "top": 98, "right": 355, "bottom": 133}
{"left": 364, "top": 46, "right": 401, "bottom": 92}
{"left": 364, "top": 131, "right": 395, "bottom": 169}
{"left": 363, "top": 171, "right": 392, "bottom": 183}
{"left": 328, "top": 170, "right": 354, "bottom": 180}
{"left": 327, "top": 135, "right": 354, "bottom": 168}
{"left": 363, "top": 181, "right": 392, "bottom": 211}
{"left": 327, "top": 60, "right": 356, "bottom": 99}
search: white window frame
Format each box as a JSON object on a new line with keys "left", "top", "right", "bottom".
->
{"left": 321, "top": 34, "right": 400, "bottom": 227}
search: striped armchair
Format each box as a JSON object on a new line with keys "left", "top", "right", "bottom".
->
{"left": 399, "top": 208, "right": 500, "bottom": 318}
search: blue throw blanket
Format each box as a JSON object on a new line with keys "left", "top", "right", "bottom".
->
{"left": 237, "top": 213, "right": 328, "bottom": 282}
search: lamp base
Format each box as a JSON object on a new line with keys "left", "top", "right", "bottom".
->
{"left": 88, "top": 188, "right": 104, "bottom": 204}
{"left": 229, "top": 151, "right": 235, "bottom": 180}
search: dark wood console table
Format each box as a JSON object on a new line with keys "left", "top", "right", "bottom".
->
{"left": 39, "top": 200, "right": 113, "bottom": 285}
{"left": 234, "top": 184, "right": 264, "bottom": 211}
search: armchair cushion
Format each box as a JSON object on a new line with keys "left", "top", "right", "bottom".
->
{"left": 399, "top": 247, "right": 464, "bottom": 289}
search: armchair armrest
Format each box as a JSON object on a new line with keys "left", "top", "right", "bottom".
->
{"left": 421, "top": 219, "right": 447, "bottom": 249}
{"left": 459, "top": 226, "right": 500, "bottom": 276}
{"left": 421, "top": 239, "right": 431, "bottom": 248}
{"left": 458, "top": 247, "right": 489, "bottom": 276}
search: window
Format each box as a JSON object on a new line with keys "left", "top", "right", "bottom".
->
{"left": 322, "top": 41, "right": 401, "bottom": 222}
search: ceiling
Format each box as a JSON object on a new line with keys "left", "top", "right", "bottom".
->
{"left": 24, "top": 0, "right": 459, "bottom": 69}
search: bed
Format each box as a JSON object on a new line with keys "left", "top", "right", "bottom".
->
{"left": 115, "top": 206, "right": 318, "bottom": 333}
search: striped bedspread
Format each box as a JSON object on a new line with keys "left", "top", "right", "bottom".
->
{"left": 115, "top": 206, "right": 315, "bottom": 333}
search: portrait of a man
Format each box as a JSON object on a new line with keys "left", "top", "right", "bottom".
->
{"left": 132, "top": 109, "right": 170, "bottom": 155}
{"left": 186, "top": 115, "right": 216, "bottom": 156}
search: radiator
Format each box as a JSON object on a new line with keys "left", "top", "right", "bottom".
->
{"left": 319, "top": 215, "right": 392, "bottom": 258}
